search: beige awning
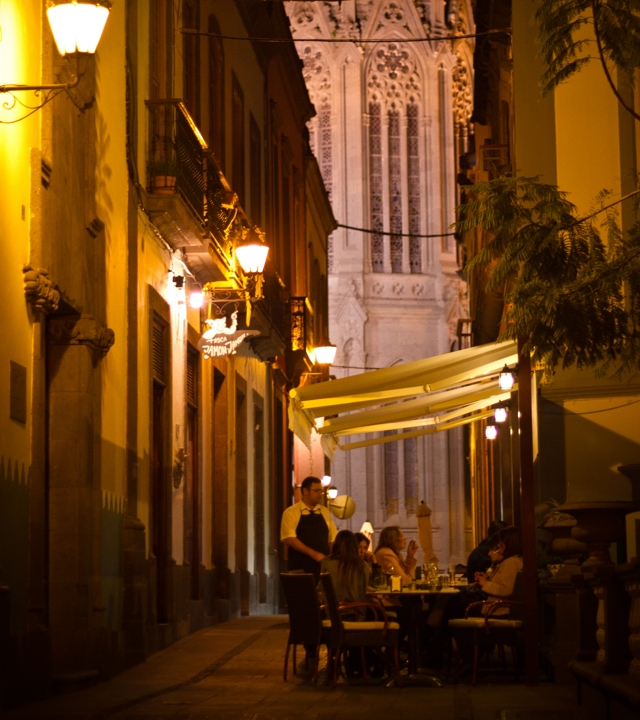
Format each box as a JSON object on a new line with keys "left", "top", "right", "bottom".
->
{"left": 288, "top": 341, "right": 518, "bottom": 452}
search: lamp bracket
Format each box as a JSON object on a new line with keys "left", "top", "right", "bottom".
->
{"left": 0, "top": 55, "right": 85, "bottom": 124}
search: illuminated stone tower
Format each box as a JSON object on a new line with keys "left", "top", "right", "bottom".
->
{"left": 287, "top": 0, "right": 473, "bottom": 563}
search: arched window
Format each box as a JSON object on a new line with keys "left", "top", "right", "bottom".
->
{"left": 369, "top": 101, "right": 423, "bottom": 274}
{"left": 207, "top": 14, "right": 225, "bottom": 167}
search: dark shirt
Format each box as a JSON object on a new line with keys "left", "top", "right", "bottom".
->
{"left": 466, "top": 539, "right": 492, "bottom": 583}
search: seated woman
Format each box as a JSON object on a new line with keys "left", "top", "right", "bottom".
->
{"left": 475, "top": 526, "right": 523, "bottom": 614}
{"left": 320, "top": 530, "right": 370, "bottom": 603}
{"left": 374, "top": 526, "right": 418, "bottom": 587}
{"left": 355, "top": 532, "right": 375, "bottom": 567}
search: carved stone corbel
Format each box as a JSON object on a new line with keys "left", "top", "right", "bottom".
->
{"left": 47, "top": 314, "right": 115, "bottom": 359}
{"left": 23, "top": 264, "right": 60, "bottom": 315}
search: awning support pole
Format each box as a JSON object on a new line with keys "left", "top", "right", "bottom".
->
{"left": 518, "top": 336, "right": 539, "bottom": 686}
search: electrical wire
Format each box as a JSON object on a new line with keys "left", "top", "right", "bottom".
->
{"left": 180, "top": 28, "right": 511, "bottom": 44}
{"left": 336, "top": 222, "right": 456, "bottom": 238}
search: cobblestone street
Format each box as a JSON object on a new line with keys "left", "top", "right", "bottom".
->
{"left": 5, "top": 617, "right": 585, "bottom": 720}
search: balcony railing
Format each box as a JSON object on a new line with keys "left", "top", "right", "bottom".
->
{"left": 480, "top": 143, "right": 510, "bottom": 177}
{"left": 146, "top": 99, "right": 240, "bottom": 250}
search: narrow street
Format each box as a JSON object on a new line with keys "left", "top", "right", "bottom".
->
{"left": 4, "top": 617, "right": 583, "bottom": 720}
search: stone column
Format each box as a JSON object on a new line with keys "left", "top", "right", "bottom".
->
{"left": 47, "top": 314, "right": 114, "bottom": 674}
{"left": 617, "top": 558, "right": 640, "bottom": 680}
{"left": 586, "top": 566, "right": 631, "bottom": 674}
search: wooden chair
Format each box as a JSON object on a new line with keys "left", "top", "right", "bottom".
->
{"left": 448, "top": 572, "right": 525, "bottom": 685}
{"left": 320, "top": 572, "right": 402, "bottom": 688}
{"left": 280, "top": 572, "right": 327, "bottom": 683}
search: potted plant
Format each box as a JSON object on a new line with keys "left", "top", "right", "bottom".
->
{"left": 148, "top": 156, "right": 177, "bottom": 195}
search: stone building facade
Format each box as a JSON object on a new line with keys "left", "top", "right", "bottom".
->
{"left": 0, "top": 0, "right": 333, "bottom": 706}
{"left": 286, "top": 0, "right": 474, "bottom": 563}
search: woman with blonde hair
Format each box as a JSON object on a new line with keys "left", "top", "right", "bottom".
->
{"left": 374, "top": 526, "right": 418, "bottom": 587}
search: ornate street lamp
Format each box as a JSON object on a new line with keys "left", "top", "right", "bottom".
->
{"left": 314, "top": 340, "right": 337, "bottom": 366}
{"left": 235, "top": 228, "right": 269, "bottom": 276}
{"left": 0, "top": 1, "right": 112, "bottom": 122}
{"left": 47, "top": 0, "right": 112, "bottom": 56}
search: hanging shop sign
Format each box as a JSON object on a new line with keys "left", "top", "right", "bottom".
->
{"left": 198, "top": 311, "right": 259, "bottom": 358}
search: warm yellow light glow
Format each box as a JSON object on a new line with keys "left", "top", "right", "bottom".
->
{"left": 314, "top": 343, "right": 337, "bottom": 366}
{"left": 494, "top": 406, "right": 508, "bottom": 423}
{"left": 485, "top": 424, "right": 498, "bottom": 440}
{"left": 498, "top": 365, "right": 515, "bottom": 391}
{"left": 321, "top": 475, "right": 332, "bottom": 487}
{"left": 190, "top": 291, "right": 204, "bottom": 309}
{"left": 327, "top": 487, "right": 338, "bottom": 500}
{"left": 235, "top": 236, "right": 269, "bottom": 275}
{"left": 46, "top": 1, "right": 111, "bottom": 56}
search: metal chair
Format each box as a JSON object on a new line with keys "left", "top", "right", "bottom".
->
{"left": 280, "top": 572, "right": 326, "bottom": 683}
{"left": 320, "top": 572, "right": 402, "bottom": 688}
{"left": 448, "top": 571, "right": 525, "bottom": 685}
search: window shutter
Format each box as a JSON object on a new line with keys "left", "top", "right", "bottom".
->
{"left": 187, "top": 350, "right": 197, "bottom": 406}
{"left": 152, "top": 319, "right": 166, "bottom": 382}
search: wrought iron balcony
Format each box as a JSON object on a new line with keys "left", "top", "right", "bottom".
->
{"left": 145, "top": 99, "right": 245, "bottom": 278}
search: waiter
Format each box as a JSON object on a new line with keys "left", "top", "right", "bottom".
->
{"left": 281, "top": 475, "right": 337, "bottom": 580}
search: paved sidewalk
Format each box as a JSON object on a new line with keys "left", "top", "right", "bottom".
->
{"left": 5, "top": 616, "right": 585, "bottom": 720}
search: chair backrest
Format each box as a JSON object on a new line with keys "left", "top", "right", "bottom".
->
{"left": 319, "top": 572, "right": 343, "bottom": 646}
{"left": 508, "top": 571, "right": 525, "bottom": 622}
{"left": 280, "top": 572, "right": 323, "bottom": 646}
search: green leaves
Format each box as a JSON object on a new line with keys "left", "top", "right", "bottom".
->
{"left": 456, "top": 176, "right": 640, "bottom": 375}
{"left": 536, "top": 0, "right": 640, "bottom": 98}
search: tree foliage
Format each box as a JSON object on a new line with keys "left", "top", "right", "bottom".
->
{"left": 456, "top": 176, "right": 640, "bottom": 374}
{"left": 536, "top": 0, "right": 640, "bottom": 119}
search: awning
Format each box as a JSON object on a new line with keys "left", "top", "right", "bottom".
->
{"left": 289, "top": 341, "right": 518, "bottom": 455}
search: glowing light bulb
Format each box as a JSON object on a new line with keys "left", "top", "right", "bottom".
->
{"left": 494, "top": 406, "right": 508, "bottom": 423}
{"left": 498, "top": 365, "right": 515, "bottom": 391}
{"left": 485, "top": 424, "right": 498, "bottom": 441}
{"left": 321, "top": 475, "right": 332, "bottom": 487}
{"left": 190, "top": 291, "right": 204, "bottom": 309}
{"left": 327, "top": 487, "right": 338, "bottom": 500}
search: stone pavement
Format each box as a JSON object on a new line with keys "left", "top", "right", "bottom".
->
{"left": 5, "top": 616, "right": 585, "bottom": 720}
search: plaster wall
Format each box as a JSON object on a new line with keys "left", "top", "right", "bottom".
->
{"left": 0, "top": 3, "right": 39, "bottom": 636}
{"left": 513, "top": 5, "right": 640, "bottom": 541}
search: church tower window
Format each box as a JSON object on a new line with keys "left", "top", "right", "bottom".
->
{"left": 407, "top": 104, "right": 421, "bottom": 273}
{"left": 388, "top": 109, "right": 403, "bottom": 273}
{"left": 369, "top": 102, "right": 384, "bottom": 272}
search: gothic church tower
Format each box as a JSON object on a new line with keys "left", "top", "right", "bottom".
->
{"left": 286, "top": 0, "right": 474, "bottom": 564}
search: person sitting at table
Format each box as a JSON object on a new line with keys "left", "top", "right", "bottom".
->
{"left": 475, "top": 525, "right": 523, "bottom": 615}
{"left": 374, "top": 526, "right": 418, "bottom": 587}
{"left": 465, "top": 519, "right": 508, "bottom": 583}
{"left": 355, "top": 532, "right": 375, "bottom": 567}
{"left": 320, "top": 530, "right": 370, "bottom": 603}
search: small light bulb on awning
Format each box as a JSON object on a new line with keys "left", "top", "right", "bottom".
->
{"left": 498, "top": 365, "right": 515, "bottom": 391}
{"left": 485, "top": 423, "right": 498, "bottom": 441}
{"left": 494, "top": 406, "right": 508, "bottom": 423}
{"left": 321, "top": 475, "right": 332, "bottom": 487}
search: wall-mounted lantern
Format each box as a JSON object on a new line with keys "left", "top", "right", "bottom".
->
{"left": 0, "top": 0, "right": 112, "bottom": 122}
